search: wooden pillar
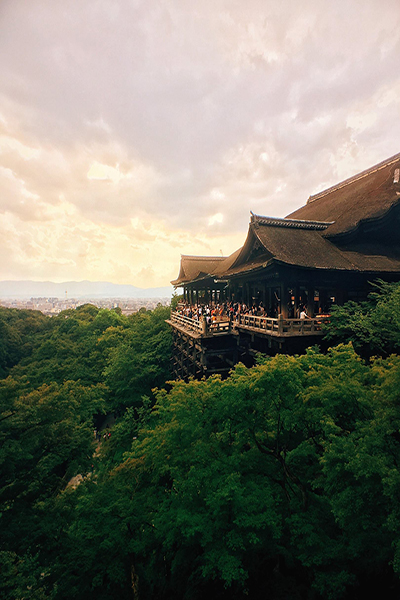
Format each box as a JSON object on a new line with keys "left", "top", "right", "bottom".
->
{"left": 336, "top": 288, "right": 345, "bottom": 306}
{"left": 307, "top": 286, "right": 314, "bottom": 317}
{"left": 295, "top": 285, "right": 300, "bottom": 316}
{"left": 277, "top": 313, "right": 284, "bottom": 335}
{"left": 267, "top": 287, "right": 272, "bottom": 315}
{"left": 245, "top": 282, "right": 250, "bottom": 307}
{"left": 192, "top": 341, "right": 196, "bottom": 375}
{"left": 281, "top": 283, "right": 289, "bottom": 318}
{"left": 320, "top": 289, "right": 327, "bottom": 313}
{"left": 202, "top": 315, "right": 207, "bottom": 335}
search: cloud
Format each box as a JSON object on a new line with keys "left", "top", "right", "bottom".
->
{"left": 208, "top": 213, "right": 223, "bottom": 226}
{"left": 84, "top": 117, "right": 112, "bottom": 134}
{"left": 0, "top": 0, "right": 400, "bottom": 285}
{"left": 0, "top": 206, "right": 244, "bottom": 286}
{"left": 0, "top": 134, "right": 40, "bottom": 160}
{"left": 87, "top": 161, "right": 128, "bottom": 184}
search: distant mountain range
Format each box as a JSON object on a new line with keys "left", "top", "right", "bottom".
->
{"left": 0, "top": 280, "right": 173, "bottom": 299}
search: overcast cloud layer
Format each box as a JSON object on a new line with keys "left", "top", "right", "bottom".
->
{"left": 1, "top": 0, "right": 400, "bottom": 287}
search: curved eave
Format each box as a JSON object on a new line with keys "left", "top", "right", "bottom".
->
{"left": 324, "top": 198, "right": 400, "bottom": 243}
{"left": 171, "top": 273, "right": 221, "bottom": 288}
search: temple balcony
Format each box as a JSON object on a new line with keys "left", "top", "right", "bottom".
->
{"left": 167, "top": 311, "right": 330, "bottom": 379}
{"left": 235, "top": 313, "right": 328, "bottom": 337}
{"left": 166, "top": 312, "right": 231, "bottom": 338}
{"left": 168, "top": 311, "right": 329, "bottom": 339}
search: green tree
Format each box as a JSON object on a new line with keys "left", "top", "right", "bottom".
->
{"left": 5, "top": 299, "right": 400, "bottom": 599}
{"left": 323, "top": 280, "right": 400, "bottom": 356}
{"left": 0, "top": 308, "right": 49, "bottom": 377}
{"left": 0, "top": 376, "right": 105, "bottom": 598}
{"left": 104, "top": 305, "right": 172, "bottom": 411}
{"left": 63, "top": 345, "right": 390, "bottom": 600}
{"left": 8, "top": 305, "right": 129, "bottom": 390}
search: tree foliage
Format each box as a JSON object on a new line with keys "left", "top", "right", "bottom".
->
{"left": 0, "top": 377, "right": 105, "bottom": 599}
{"left": 323, "top": 280, "right": 400, "bottom": 357}
{"left": 103, "top": 305, "right": 172, "bottom": 411}
{"left": 0, "top": 302, "right": 172, "bottom": 598}
{"left": 51, "top": 346, "right": 400, "bottom": 600}
{"left": 0, "top": 308, "right": 49, "bottom": 377}
{"left": 2, "top": 296, "right": 400, "bottom": 599}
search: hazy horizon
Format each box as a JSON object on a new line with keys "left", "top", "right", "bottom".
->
{"left": 0, "top": 279, "right": 173, "bottom": 300}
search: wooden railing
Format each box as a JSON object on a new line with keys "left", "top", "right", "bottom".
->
{"left": 170, "top": 311, "right": 329, "bottom": 337}
{"left": 236, "top": 313, "right": 328, "bottom": 336}
{"left": 170, "top": 312, "right": 203, "bottom": 334}
{"left": 169, "top": 312, "right": 231, "bottom": 335}
{"left": 235, "top": 314, "right": 279, "bottom": 334}
{"left": 208, "top": 319, "right": 231, "bottom": 334}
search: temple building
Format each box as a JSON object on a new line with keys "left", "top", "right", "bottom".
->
{"left": 168, "top": 153, "right": 400, "bottom": 379}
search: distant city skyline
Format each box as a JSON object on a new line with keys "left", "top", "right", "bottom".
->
{"left": 1, "top": 0, "right": 400, "bottom": 287}
{"left": 0, "top": 279, "right": 173, "bottom": 300}
{"left": 0, "top": 295, "right": 170, "bottom": 317}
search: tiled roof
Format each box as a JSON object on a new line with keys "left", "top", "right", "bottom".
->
{"left": 225, "top": 220, "right": 400, "bottom": 275}
{"left": 171, "top": 153, "right": 400, "bottom": 285}
{"left": 253, "top": 223, "right": 352, "bottom": 270}
{"left": 171, "top": 255, "right": 225, "bottom": 286}
{"left": 251, "top": 213, "right": 333, "bottom": 230}
{"left": 338, "top": 243, "right": 400, "bottom": 272}
{"left": 171, "top": 250, "right": 241, "bottom": 286}
{"left": 287, "top": 153, "right": 400, "bottom": 238}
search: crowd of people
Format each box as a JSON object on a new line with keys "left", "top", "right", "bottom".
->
{"left": 176, "top": 301, "right": 258, "bottom": 324}
{"left": 175, "top": 300, "right": 326, "bottom": 322}
{"left": 175, "top": 300, "right": 285, "bottom": 323}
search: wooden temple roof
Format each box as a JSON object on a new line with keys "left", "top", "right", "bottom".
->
{"left": 171, "top": 153, "right": 400, "bottom": 287}
{"left": 228, "top": 219, "right": 353, "bottom": 273}
{"left": 287, "top": 152, "right": 400, "bottom": 239}
{"left": 224, "top": 217, "right": 400, "bottom": 276}
{"left": 171, "top": 250, "right": 241, "bottom": 286}
{"left": 171, "top": 255, "right": 225, "bottom": 286}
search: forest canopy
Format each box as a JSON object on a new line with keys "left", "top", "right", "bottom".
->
{"left": 2, "top": 286, "right": 400, "bottom": 600}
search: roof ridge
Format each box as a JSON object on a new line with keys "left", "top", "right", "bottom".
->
{"left": 307, "top": 151, "right": 400, "bottom": 204}
{"left": 250, "top": 213, "right": 334, "bottom": 230}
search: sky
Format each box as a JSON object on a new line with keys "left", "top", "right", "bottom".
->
{"left": 1, "top": 0, "right": 400, "bottom": 288}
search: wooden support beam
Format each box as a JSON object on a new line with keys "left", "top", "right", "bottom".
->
{"left": 307, "top": 286, "right": 314, "bottom": 317}
{"left": 281, "top": 283, "right": 290, "bottom": 318}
